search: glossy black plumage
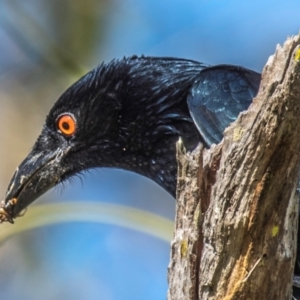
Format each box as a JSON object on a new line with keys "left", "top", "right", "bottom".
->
{"left": 5, "top": 56, "right": 211, "bottom": 212}
{"left": 4, "top": 55, "right": 299, "bottom": 298}
{"left": 188, "top": 65, "right": 261, "bottom": 146}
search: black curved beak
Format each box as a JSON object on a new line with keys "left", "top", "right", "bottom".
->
{"left": 1, "top": 147, "right": 69, "bottom": 223}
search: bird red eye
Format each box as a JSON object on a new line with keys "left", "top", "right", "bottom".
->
{"left": 57, "top": 114, "right": 76, "bottom": 136}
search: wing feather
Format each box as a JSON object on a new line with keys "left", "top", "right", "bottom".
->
{"left": 187, "top": 65, "right": 261, "bottom": 146}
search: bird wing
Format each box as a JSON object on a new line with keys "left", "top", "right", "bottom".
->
{"left": 187, "top": 65, "right": 261, "bottom": 146}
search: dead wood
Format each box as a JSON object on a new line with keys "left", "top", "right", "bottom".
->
{"left": 168, "top": 35, "right": 300, "bottom": 300}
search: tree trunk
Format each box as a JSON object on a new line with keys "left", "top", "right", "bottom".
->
{"left": 168, "top": 35, "right": 300, "bottom": 300}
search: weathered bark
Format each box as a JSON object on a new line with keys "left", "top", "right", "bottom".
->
{"left": 168, "top": 35, "right": 300, "bottom": 300}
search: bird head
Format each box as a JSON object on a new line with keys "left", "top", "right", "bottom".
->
{"left": 2, "top": 56, "right": 203, "bottom": 222}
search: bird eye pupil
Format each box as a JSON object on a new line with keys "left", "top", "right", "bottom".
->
{"left": 62, "top": 122, "right": 70, "bottom": 130}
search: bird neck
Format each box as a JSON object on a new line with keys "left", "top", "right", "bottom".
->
{"left": 116, "top": 131, "right": 180, "bottom": 196}
{"left": 112, "top": 96, "right": 201, "bottom": 196}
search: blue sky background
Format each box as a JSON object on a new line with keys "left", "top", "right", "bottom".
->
{"left": 0, "top": 1, "right": 299, "bottom": 299}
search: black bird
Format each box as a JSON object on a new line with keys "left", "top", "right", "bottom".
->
{"left": 7, "top": 56, "right": 300, "bottom": 296}
{"left": 2, "top": 56, "right": 260, "bottom": 218}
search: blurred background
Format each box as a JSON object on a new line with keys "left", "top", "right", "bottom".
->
{"left": 0, "top": 0, "right": 299, "bottom": 299}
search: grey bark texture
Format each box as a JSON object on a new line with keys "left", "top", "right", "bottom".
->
{"left": 167, "top": 35, "right": 300, "bottom": 300}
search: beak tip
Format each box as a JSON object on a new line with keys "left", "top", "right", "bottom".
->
{"left": 0, "top": 199, "right": 16, "bottom": 224}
